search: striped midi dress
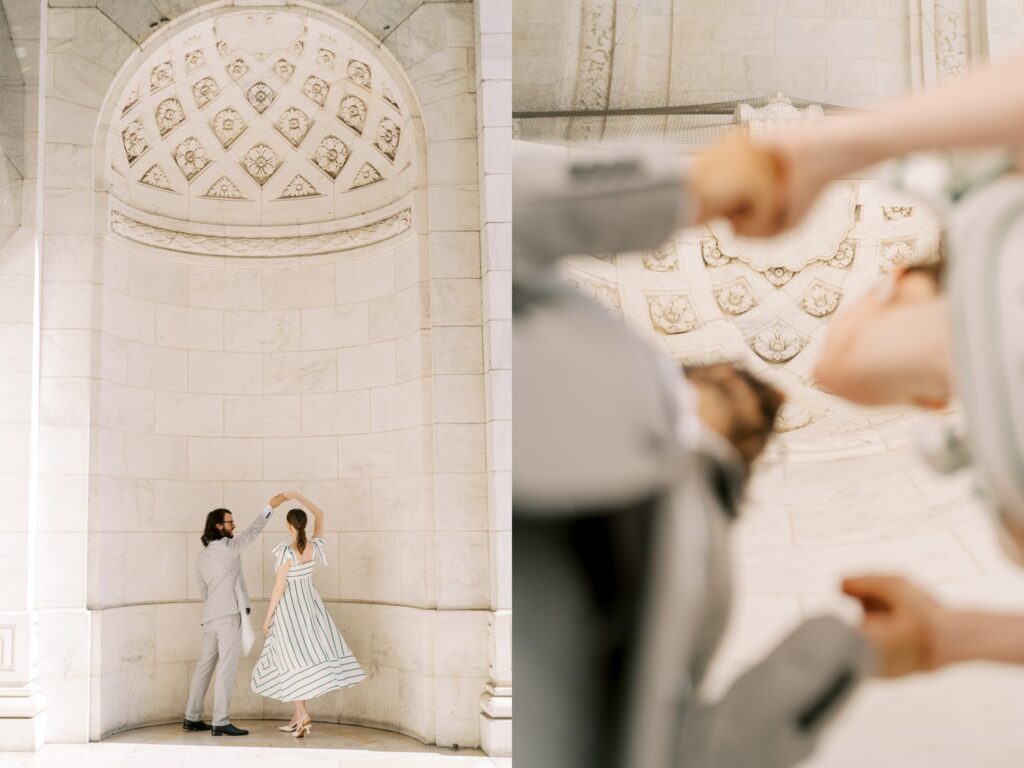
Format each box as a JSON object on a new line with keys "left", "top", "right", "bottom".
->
{"left": 250, "top": 539, "right": 366, "bottom": 701}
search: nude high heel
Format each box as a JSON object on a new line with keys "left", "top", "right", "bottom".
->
{"left": 291, "top": 717, "right": 312, "bottom": 739}
{"left": 277, "top": 722, "right": 297, "bottom": 732}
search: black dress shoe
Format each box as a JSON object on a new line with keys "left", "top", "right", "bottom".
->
{"left": 183, "top": 719, "right": 212, "bottom": 731}
{"left": 212, "top": 723, "right": 249, "bottom": 736}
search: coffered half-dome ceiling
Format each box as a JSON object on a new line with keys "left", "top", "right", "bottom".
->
{"left": 109, "top": 10, "right": 416, "bottom": 230}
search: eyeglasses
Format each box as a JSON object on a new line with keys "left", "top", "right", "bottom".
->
{"left": 221, "top": 520, "right": 236, "bottom": 529}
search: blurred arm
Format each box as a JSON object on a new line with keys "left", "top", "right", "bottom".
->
{"left": 225, "top": 506, "right": 272, "bottom": 552}
{"left": 513, "top": 141, "right": 693, "bottom": 271}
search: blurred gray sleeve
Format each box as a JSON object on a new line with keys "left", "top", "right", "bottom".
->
{"left": 680, "top": 616, "right": 874, "bottom": 768}
{"left": 513, "top": 141, "right": 694, "bottom": 270}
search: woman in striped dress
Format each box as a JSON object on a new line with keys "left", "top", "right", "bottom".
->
{"left": 250, "top": 491, "right": 366, "bottom": 737}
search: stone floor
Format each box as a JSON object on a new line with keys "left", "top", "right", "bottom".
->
{"left": 0, "top": 722, "right": 507, "bottom": 768}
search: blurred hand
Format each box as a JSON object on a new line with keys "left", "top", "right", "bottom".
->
{"left": 692, "top": 131, "right": 832, "bottom": 237}
{"left": 842, "top": 575, "right": 945, "bottom": 677}
{"left": 284, "top": 491, "right": 299, "bottom": 501}
{"left": 268, "top": 493, "right": 288, "bottom": 508}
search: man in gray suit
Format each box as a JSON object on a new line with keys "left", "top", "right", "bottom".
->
{"left": 183, "top": 493, "right": 287, "bottom": 736}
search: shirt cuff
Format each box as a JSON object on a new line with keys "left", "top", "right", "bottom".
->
{"left": 262, "top": 505, "right": 273, "bottom": 519}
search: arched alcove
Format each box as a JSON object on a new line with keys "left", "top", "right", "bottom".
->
{"left": 77, "top": 2, "right": 491, "bottom": 748}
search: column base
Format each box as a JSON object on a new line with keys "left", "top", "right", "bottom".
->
{"left": 0, "top": 684, "right": 47, "bottom": 752}
{"left": 479, "top": 683, "right": 511, "bottom": 757}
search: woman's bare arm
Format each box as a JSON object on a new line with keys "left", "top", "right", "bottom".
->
{"left": 263, "top": 561, "right": 290, "bottom": 634}
{"left": 292, "top": 491, "right": 324, "bottom": 539}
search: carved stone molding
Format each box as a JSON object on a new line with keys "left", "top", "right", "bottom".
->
{"left": 642, "top": 243, "right": 678, "bottom": 272}
{"left": 763, "top": 266, "right": 795, "bottom": 287}
{"left": 701, "top": 237, "right": 730, "bottom": 266}
{"left": 647, "top": 293, "right": 699, "bottom": 334}
{"left": 210, "top": 108, "right": 247, "bottom": 149}
{"left": 879, "top": 237, "right": 917, "bottom": 273}
{"left": 110, "top": 207, "right": 412, "bottom": 257}
{"left": 569, "top": 0, "right": 615, "bottom": 142}
{"left": 350, "top": 162, "right": 382, "bottom": 189}
{"left": 828, "top": 238, "right": 857, "bottom": 268}
{"left": 882, "top": 205, "right": 914, "bottom": 221}
{"left": 748, "top": 319, "right": 808, "bottom": 363}
{"left": 339, "top": 94, "right": 367, "bottom": 134}
{"left": 714, "top": 278, "right": 758, "bottom": 315}
{"left": 140, "top": 164, "right": 176, "bottom": 192}
{"left": 274, "top": 107, "right": 313, "bottom": 147}
{"left": 800, "top": 279, "right": 843, "bottom": 318}
{"left": 202, "top": 175, "right": 249, "bottom": 200}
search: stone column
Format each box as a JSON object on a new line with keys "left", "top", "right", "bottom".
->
{"left": 0, "top": 0, "right": 46, "bottom": 751}
{"left": 475, "top": 0, "right": 512, "bottom": 757}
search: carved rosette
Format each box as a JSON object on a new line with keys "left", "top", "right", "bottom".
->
{"left": 185, "top": 49, "right": 206, "bottom": 73}
{"left": 338, "top": 94, "right": 367, "bottom": 134}
{"left": 192, "top": 77, "right": 220, "bottom": 108}
{"left": 763, "top": 267, "right": 795, "bottom": 287}
{"left": 274, "top": 108, "right": 313, "bottom": 147}
{"left": 279, "top": 175, "right": 320, "bottom": 199}
{"left": 647, "top": 294, "right": 699, "bottom": 335}
{"left": 140, "top": 164, "right": 175, "bottom": 192}
{"left": 216, "top": 40, "right": 229, "bottom": 56}
{"left": 350, "top": 162, "right": 382, "bottom": 189}
{"left": 879, "top": 237, "right": 916, "bottom": 273}
{"left": 291, "top": 40, "right": 304, "bottom": 55}
{"left": 302, "top": 75, "right": 330, "bottom": 106}
{"left": 122, "top": 120, "right": 149, "bottom": 165}
{"left": 642, "top": 243, "right": 678, "bottom": 272}
{"left": 155, "top": 98, "right": 186, "bottom": 137}
{"left": 150, "top": 61, "right": 173, "bottom": 92}
{"left": 374, "top": 118, "right": 400, "bottom": 161}
{"left": 828, "top": 238, "right": 857, "bottom": 268}
{"left": 173, "top": 137, "right": 210, "bottom": 181}
{"left": 713, "top": 279, "right": 757, "bottom": 316}
{"left": 347, "top": 59, "right": 372, "bottom": 88}
{"left": 246, "top": 82, "right": 276, "bottom": 114}
{"left": 202, "top": 175, "right": 248, "bottom": 200}
{"left": 122, "top": 86, "right": 140, "bottom": 115}
{"left": 312, "top": 136, "right": 349, "bottom": 179}
{"left": 273, "top": 59, "right": 296, "bottom": 82}
{"left": 800, "top": 279, "right": 843, "bottom": 318}
{"left": 882, "top": 205, "right": 914, "bottom": 221}
{"left": 748, "top": 319, "right": 808, "bottom": 363}
{"left": 241, "top": 144, "right": 280, "bottom": 186}
{"left": 316, "top": 48, "right": 336, "bottom": 69}
{"left": 226, "top": 58, "right": 250, "bottom": 81}
{"left": 210, "top": 108, "right": 247, "bottom": 149}
{"left": 701, "top": 237, "right": 730, "bottom": 266}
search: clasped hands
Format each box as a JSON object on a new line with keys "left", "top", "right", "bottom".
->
{"left": 267, "top": 490, "right": 300, "bottom": 509}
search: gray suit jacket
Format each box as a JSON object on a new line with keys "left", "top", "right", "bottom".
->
{"left": 196, "top": 506, "right": 272, "bottom": 625}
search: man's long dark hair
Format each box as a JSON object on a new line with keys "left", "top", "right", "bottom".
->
{"left": 202, "top": 508, "right": 232, "bottom": 547}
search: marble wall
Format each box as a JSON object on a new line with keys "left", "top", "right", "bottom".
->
{"left": 1, "top": 0, "right": 505, "bottom": 753}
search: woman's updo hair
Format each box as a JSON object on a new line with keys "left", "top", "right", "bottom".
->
{"left": 286, "top": 508, "right": 308, "bottom": 553}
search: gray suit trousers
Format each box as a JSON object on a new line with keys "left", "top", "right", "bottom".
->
{"left": 185, "top": 613, "right": 241, "bottom": 726}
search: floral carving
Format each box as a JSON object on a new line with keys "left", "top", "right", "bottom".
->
{"left": 763, "top": 267, "right": 795, "bottom": 286}
{"left": 139, "top": 164, "right": 175, "bottom": 192}
{"left": 110, "top": 208, "right": 412, "bottom": 257}
{"left": 150, "top": 61, "right": 173, "bottom": 92}
{"left": 302, "top": 75, "right": 329, "bottom": 106}
{"left": 338, "top": 94, "right": 367, "bottom": 134}
{"left": 274, "top": 108, "right": 313, "bottom": 148}
{"left": 800, "top": 279, "right": 843, "bottom": 318}
{"left": 642, "top": 243, "right": 677, "bottom": 271}
{"left": 316, "top": 49, "right": 336, "bottom": 68}
{"left": 173, "top": 137, "right": 210, "bottom": 181}
{"left": 155, "top": 98, "right": 186, "bottom": 137}
{"left": 374, "top": 118, "right": 400, "bottom": 161}
{"left": 185, "top": 49, "right": 206, "bottom": 73}
{"left": 246, "top": 82, "right": 276, "bottom": 114}
{"left": 383, "top": 86, "right": 400, "bottom": 112}
{"left": 122, "top": 86, "right": 140, "bottom": 115}
{"left": 202, "top": 175, "right": 248, "bottom": 200}
{"left": 311, "top": 136, "right": 349, "bottom": 179}
{"left": 350, "top": 162, "right": 382, "bottom": 189}
{"left": 570, "top": 0, "right": 614, "bottom": 141}
{"left": 216, "top": 40, "right": 229, "bottom": 56}
{"left": 273, "top": 59, "right": 295, "bottom": 82}
{"left": 347, "top": 59, "right": 372, "bottom": 88}
{"left": 241, "top": 144, "right": 280, "bottom": 186}
{"left": 210, "top": 108, "right": 247, "bottom": 149}
{"left": 748, "top": 320, "right": 808, "bottom": 363}
{"left": 192, "top": 77, "right": 220, "bottom": 108}
{"left": 226, "top": 58, "right": 249, "bottom": 81}
{"left": 291, "top": 40, "right": 304, "bottom": 56}
{"left": 647, "top": 294, "right": 699, "bottom": 334}
{"left": 879, "top": 237, "right": 916, "bottom": 273}
{"left": 828, "top": 238, "right": 857, "bottom": 268}
{"left": 882, "top": 205, "right": 914, "bottom": 221}
{"left": 122, "top": 120, "right": 149, "bottom": 165}
{"left": 713, "top": 279, "right": 757, "bottom": 315}
{"left": 278, "top": 175, "right": 321, "bottom": 199}
{"left": 701, "top": 237, "right": 730, "bottom": 266}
